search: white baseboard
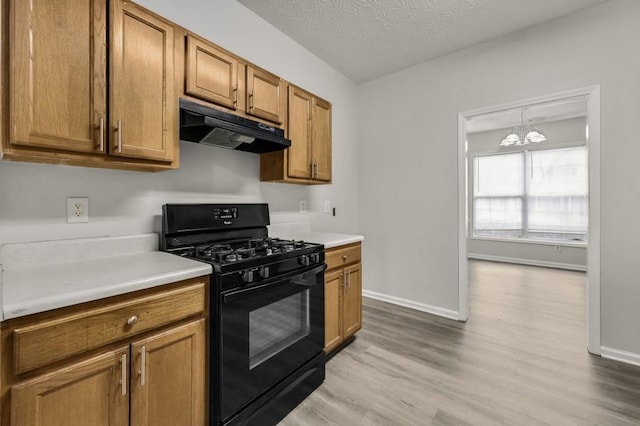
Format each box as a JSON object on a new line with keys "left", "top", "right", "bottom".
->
{"left": 601, "top": 346, "right": 640, "bottom": 367}
{"left": 467, "top": 253, "right": 587, "bottom": 271}
{"left": 362, "top": 290, "right": 460, "bottom": 321}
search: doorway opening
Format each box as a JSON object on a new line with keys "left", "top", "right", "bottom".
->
{"left": 457, "top": 86, "right": 601, "bottom": 354}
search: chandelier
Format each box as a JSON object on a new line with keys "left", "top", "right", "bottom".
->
{"left": 499, "top": 109, "right": 547, "bottom": 147}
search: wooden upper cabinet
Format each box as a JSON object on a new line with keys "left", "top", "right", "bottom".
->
{"left": 10, "top": 0, "right": 107, "bottom": 154}
{"left": 260, "top": 83, "right": 331, "bottom": 184}
{"left": 11, "top": 347, "right": 129, "bottom": 426}
{"left": 312, "top": 97, "right": 332, "bottom": 182}
{"left": 185, "top": 35, "right": 238, "bottom": 110}
{"left": 6, "top": 0, "right": 179, "bottom": 170}
{"left": 246, "top": 65, "right": 284, "bottom": 124}
{"left": 287, "top": 85, "right": 313, "bottom": 179}
{"left": 109, "top": 0, "right": 176, "bottom": 163}
{"left": 130, "top": 319, "right": 206, "bottom": 426}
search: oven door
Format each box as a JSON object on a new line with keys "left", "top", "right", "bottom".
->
{"left": 219, "top": 263, "right": 325, "bottom": 421}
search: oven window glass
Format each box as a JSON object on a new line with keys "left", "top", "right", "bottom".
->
{"left": 249, "top": 290, "right": 310, "bottom": 369}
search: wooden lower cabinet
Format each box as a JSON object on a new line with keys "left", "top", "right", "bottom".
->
{"left": 1, "top": 277, "right": 208, "bottom": 426}
{"left": 324, "top": 243, "right": 362, "bottom": 354}
{"left": 342, "top": 263, "right": 362, "bottom": 338}
{"left": 130, "top": 320, "right": 205, "bottom": 426}
{"left": 11, "top": 347, "right": 129, "bottom": 426}
{"left": 324, "top": 269, "right": 344, "bottom": 352}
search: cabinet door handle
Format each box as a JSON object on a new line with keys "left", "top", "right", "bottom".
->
{"left": 98, "top": 117, "right": 104, "bottom": 152}
{"left": 127, "top": 315, "right": 138, "bottom": 326}
{"left": 249, "top": 92, "right": 254, "bottom": 111}
{"left": 140, "top": 346, "right": 146, "bottom": 386}
{"left": 233, "top": 87, "right": 238, "bottom": 106}
{"left": 347, "top": 270, "right": 351, "bottom": 288}
{"left": 116, "top": 120, "right": 122, "bottom": 152}
{"left": 120, "top": 353, "right": 127, "bottom": 396}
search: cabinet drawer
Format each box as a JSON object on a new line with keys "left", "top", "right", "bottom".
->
{"left": 325, "top": 243, "right": 361, "bottom": 271}
{"left": 13, "top": 281, "right": 206, "bottom": 374}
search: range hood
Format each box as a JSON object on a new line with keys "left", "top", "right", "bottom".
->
{"left": 179, "top": 98, "right": 291, "bottom": 153}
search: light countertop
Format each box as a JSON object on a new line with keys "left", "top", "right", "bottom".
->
{"left": 0, "top": 234, "right": 211, "bottom": 321}
{"left": 292, "top": 232, "right": 363, "bottom": 249}
{"left": 0, "top": 229, "right": 361, "bottom": 321}
{"left": 268, "top": 223, "right": 364, "bottom": 249}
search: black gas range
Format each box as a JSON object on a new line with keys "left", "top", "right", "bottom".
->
{"left": 161, "top": 203, "right": 326, "bottom": 426}
{"left": 169, "top": 237, "right": 323, "bottom": 291}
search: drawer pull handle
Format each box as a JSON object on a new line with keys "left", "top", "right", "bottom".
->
{"left": 127, "top": 315, "right": 138, "bottom": 326}
{"left": 342, "top": 255, "right": 347, "bottom": 261}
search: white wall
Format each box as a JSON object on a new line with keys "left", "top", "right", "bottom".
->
{"left": 358, "top": 0, "right": 640, "bottom": 355}
{"left": 467, "top": 117, "right": 587, "bottom": 270}
{"left": 0, "top": 0, "right": 359, "bottom": 245}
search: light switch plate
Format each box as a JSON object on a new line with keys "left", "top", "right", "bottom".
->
{"left": 299, "top": 200, "right": 307, "bottom": 214}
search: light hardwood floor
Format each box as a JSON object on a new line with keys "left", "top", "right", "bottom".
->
{"left": 280, "top": 260, "right": 640, "bottom": 425}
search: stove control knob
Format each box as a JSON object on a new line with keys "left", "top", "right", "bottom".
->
{"left": 242, "top": 269, "right": 254, "bottom": 283}
{"left": 299, "top": 255, "right": 310, "bottom": 266}
{"left": 310, "top": 253, "right": 320, "bottom": 264}
{"left": 259, "top": 266, "right": 270, "bottom": 279}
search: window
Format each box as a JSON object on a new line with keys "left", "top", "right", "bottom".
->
{"left": 473, "top": 146, "right": 587, "bottom": 242}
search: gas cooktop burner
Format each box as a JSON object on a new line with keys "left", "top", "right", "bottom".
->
{"left": 196, "top": 244, "right": 232, "bottom": 259}
{"left": 191, "top": 238, "right": 316, "bottom": 266}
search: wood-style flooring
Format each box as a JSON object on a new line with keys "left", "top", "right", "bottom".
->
{"left": 280, "top": 260, "right": 640, "bottom": 425}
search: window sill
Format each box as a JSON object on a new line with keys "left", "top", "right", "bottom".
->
{"left": 470, "top": 236, "right": 587, "bottom": 248}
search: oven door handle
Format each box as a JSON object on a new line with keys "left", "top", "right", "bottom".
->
{"left": 290, "top": 264, "right": 328, "bottom": 287}
{"left": 222, "top": 263, "right": 326, "bottom": 303}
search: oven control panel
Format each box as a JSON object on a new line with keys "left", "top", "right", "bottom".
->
{"left": 213, "top": 207, "right": 238, "bottom": 220}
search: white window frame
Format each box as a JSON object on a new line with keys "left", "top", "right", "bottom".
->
{"left": 471, "top": 145, "right": 588, "bottom": 246}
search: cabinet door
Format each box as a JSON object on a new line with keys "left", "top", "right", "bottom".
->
{"left": 110, "top": 0, "right": 176, "bottom": 162}
{"left": 246, "top": 66, "right": 284, "bottom": 124}
{"left": 10, "top": 0, "right": 107, "bottom": 154}
{"left": 325, "top": 269, "right": 344, "bottom": 353}
{"left": 130, "top": 319, "right": 206, "bottom": 426}
{"left": 185, "top": 35, "right": 238, "bottom": 109}
{"left": 311, "top": 97, "right": 332, "bottom": 182}
{"left": 342, "top": 263, "right": 362, "bottom": 338}
{"left": 11, "top": 347, "right": 129, "bottom": 426}
{"left": 287, "top": 86, "right": 312, "bottom": 179}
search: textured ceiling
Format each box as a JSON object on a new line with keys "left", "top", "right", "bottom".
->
{"left": 237, "top": 0, "right": 608, "bottom": 83}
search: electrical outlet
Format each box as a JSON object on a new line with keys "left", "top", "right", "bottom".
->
{"left": 67, "top": 197, "right": 89, "bottom": 223}
{"left": 299, "top": 200, "right": 307, "bottom": 214}
{"left": 554, "top": 245, "right": 562, "bottom": 253}
{"left": 324, "top": 200, "right": 331, "bottom": 214}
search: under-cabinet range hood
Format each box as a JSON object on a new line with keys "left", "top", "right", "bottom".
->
{"left": 179, "top": 98, "right": 291, "bottom": 153}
